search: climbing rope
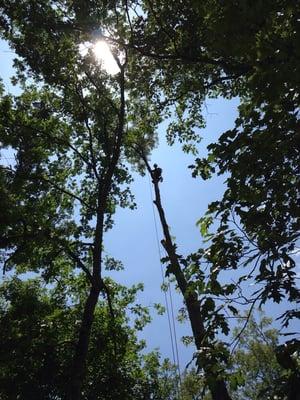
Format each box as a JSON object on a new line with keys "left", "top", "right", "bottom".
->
{"left": 147, "top": 173, "right": 182, "bottom": 387}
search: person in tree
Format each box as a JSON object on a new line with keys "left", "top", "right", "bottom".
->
{"left": 151, "top": 163, "right": 163, "bottom": 183}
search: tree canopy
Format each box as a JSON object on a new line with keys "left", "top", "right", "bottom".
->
{"left": 0, "top": 275, "right": 180, "bottom": 399}
{"left": 0, "top": 1, "right": 299, "bottom": 399}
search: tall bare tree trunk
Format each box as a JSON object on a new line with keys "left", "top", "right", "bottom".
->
{"left": 142, "top": 157, "right": 231, "bottom": 400}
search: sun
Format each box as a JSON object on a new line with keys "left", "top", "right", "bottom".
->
{"left": 93, "top": 41, "right": 120, "bottom": 75}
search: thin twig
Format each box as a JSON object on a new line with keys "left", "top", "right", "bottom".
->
{"left": 230, "top": 296, "right": 260, "bottom": 353}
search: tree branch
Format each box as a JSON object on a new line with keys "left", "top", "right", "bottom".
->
{"left": 74, "top": 83, "right": 100, "bottom": 181}
{"left": 66, "top": 248, "right": 94, "bottom": 284}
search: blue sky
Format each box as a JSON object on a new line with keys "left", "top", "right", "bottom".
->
{"left": 0, "top": 38, "right": 243, "bottom": 368}
{"left": 2, "top": 38, "right": 297, "bottom": 370}
{"left": 104, "top": 98, "right": 240, "bottom": 367}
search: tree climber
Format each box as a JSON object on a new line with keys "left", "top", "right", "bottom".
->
{"left": 151, "top": 163, "right": 163, "bottom": 183}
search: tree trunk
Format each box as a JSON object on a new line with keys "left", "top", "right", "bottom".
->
{"left": 67, "top": 284, "right": 100, "bottom": 400}
{"left": 67, "top": 67, "right": 126, "bottom": 400}
{"left": 152, "top": 177, "right": 232, "bottom": 400}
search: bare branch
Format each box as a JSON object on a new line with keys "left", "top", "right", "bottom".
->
{"left": 230, "top": 296, "right": 260, "bottom": 354}
{"left": 66, "top": 248, "right": 93, "bottom": 284}
{"left": 40, "top": 174, "right": 95, "bottom": 211}
{"left": 13, "top": 122, "right": 93, "bottom": 171}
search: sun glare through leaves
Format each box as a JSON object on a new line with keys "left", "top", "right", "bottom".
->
{"left": 93, "top": 40, "right": 120, "bottom": 75}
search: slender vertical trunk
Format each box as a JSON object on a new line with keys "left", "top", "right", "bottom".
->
{"left": 67, "top": 285, "right": 101, "bottom": 399}
{"left": 152, "top": 178, "right": 231, "bottom": 400}
{"left": 67, "top": 208, "right": 105, "bottom": 400}
{"left": 67, "top": 67, "right": 126, "bottom": 400}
